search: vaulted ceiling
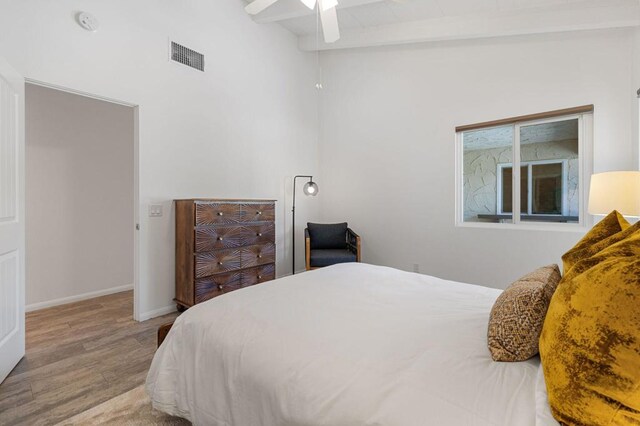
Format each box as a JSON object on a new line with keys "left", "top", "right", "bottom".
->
{"left": 245, "top": 0, "right": 640, "bottom": 50}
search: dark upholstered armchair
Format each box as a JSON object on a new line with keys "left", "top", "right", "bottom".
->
{"left": 305, "top": 222, "right": 361, "bottom": 271}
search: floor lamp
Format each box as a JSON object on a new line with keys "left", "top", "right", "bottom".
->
{"left": 292, "top": 175, "right": 318, "bottom": 274}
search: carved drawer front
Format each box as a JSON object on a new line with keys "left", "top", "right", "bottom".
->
{"left": 195, "top": 203, "right": 241, "bottom": 225}
{"left": 195, "top": 248, "right": 242, "bottom": 278}
{"left": 241, "top": 243, "right": 276, "bottom": 269}
{"left": 240, "top": 203, "right": 275, "bottom": 223}
{"left": 195, "top": 226, "right": 244, "bottom": 252}
{"left": 194, "top": 271, "right": 242, "bottom": 304}
{"left": 218, "top": 281, "right": 246, "bottom": 294}
{"left": 243, "top": 263, "right": 276, "bottom": 286}
{"left": 241, "top": 223, "right": 275, "bottom": 246}
{"left": 176, "top": 199, "right": 277, "bottom": 310}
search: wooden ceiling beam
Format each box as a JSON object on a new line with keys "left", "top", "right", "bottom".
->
{"left": 297, "top": 0, "right": 640, "bottom": 51}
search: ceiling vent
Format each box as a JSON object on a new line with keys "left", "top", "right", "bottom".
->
{"left": 170, "top": 41, "right": 204, "bottom": 72}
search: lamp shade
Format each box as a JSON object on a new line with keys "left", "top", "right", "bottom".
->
{"left": 588, "top": 171, "right": 640, "bottom": 216}
{"left": 303, "top": 181, "right": 319, "bottom": 196}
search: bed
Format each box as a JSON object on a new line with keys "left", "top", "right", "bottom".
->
{"left": 146, "top": 263, "right": 558, "bottom": 426}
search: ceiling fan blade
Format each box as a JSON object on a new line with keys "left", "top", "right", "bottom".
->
{"left": 320, "top": 5, "right": 340, "bottom": 43}
{"left": 300, "top": 0, "right": 317, "bottom": 9}
{"left": 245, "top": 0, "right": 279, "bottom": 15}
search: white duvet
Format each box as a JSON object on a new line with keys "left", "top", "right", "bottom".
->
{"left": 147, "top": 263, "right": 557, "bottom": 426}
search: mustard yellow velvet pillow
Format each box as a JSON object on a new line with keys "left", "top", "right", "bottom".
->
{"left": 540, "top": 225, "right": 640, "bottom": 425}
{"left": 561, "top": 210, "right": 629, "bottom": 274}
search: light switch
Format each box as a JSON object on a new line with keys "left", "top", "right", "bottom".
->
{"left": 149, "top": 204, "right": 163, "bottom": 217}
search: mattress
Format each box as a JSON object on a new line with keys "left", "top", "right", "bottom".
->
{"left": 147, "top": 263, "right": 557, "bottom": 426}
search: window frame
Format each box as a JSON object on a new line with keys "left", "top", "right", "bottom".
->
{"left": 496, "top": 159, "right": 568, "bottom": 216}
{"left": 455, "top": 111, "right": 593, "bottom": 232}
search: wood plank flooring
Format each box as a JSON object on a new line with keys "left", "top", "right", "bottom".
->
{"left": 0, "top": 291, "right": 178, "bottom": 426}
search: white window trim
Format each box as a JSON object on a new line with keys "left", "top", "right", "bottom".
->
{"left": 496, "top": 159, "right": 568, "bottom": 216}
{"left": 454, "top": 112, "right": 593, "bottom": 232}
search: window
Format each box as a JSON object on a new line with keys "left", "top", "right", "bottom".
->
{"left": 456, "top": 106, "right": 592, "bottom": 226}
{"left": 498, "top": 160, "right": 567, "bottom": 216}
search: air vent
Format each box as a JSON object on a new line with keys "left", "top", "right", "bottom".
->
{"left": 170, "top": 41, "right": 204, "bottom": 72}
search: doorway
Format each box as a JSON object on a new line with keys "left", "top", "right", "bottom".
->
{"left": 24, "top": 82, "right": 138, "bottom": 318}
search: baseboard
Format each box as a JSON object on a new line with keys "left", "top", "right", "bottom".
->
{"left": 136, "top": 273, "right": 302, "bottom": 322}
{"left": 26, "top": 284, "right": 134, "bottom": 312}
{"left": 138, "top": 304, "right": 177, "bottom": 322}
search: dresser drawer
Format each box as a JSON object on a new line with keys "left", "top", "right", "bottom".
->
{"left": 195, "top": 203, "right": 241, "bottom": 225}
{"left": 195, "top": 248, "right": 242, "bottom": 278}
{"left": 176, "top": 199, "right": 277, "bottom": 310}
{"left": 240, "top": 203, "right": 275, "bottom": 223}
{"left": 242, "top": 263, "right": 276, "bottom": 286}
{"left": 194, "top": 271, "right": 243, "bottom": 303}
{"left": 241, "top": 243, "right": 276, "bottom": 269}
{"left": 195, "top": 226, "right": 244, "bottom": 252}
{"left": 241, "top": 223, "right": 275, "bottom": 246}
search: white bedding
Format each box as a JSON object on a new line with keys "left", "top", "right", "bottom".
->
{"left": 147, "top": 263, "right": 553, "bottom": 426}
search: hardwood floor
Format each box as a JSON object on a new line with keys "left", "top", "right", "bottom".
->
{"left": 0, "top": 291, "right": 178, "bottom": 426}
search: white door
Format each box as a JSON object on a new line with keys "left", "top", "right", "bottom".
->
{"left": 0, "top": 57, "right": 25, "bottom": 384}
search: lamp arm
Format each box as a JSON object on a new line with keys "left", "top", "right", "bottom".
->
{"left": 292, "top": 175, "right": 313, "bottom": 275}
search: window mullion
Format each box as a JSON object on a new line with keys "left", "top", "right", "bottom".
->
{"left": 513, "top": 124, "right": 521, "bottom": 224}
{"left": 528, "top": 165, "right": 533, "bottom": 215}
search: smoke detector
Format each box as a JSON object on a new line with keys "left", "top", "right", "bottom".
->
{"left": 77, "top": 12, "right": 99, "bottom": 32}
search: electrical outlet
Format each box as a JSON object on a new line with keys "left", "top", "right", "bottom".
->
{"left": 412, "top": 263, "right": 420, "bottom": 273}
{"left": 148, "top": 204, "right": 163, "bottom": 217}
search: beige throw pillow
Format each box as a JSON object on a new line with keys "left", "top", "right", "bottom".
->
{"left": 488, "top": 265, "right": 561, "bottom": 362}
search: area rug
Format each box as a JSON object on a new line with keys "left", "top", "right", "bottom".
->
{"left": 55, "top": 385, "right": 191, "bottom": 425}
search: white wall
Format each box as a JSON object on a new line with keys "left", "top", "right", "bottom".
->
{"left": 318, "top": 29, "right": 637, "bottom": 288}
{"left": 633, "top": 27, "right": 640, "bottom": 169}
{"left": 0, "top": 0, "right": 319, "bottom": 319}
{"left": 25, "top": 84, "right": 134, "bottom": 308}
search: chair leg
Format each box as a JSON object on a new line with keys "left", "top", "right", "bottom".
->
{"left": 305, "top": 236, "right": 311, "bottom": 270}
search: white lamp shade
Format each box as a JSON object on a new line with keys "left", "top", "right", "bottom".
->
{"left": 588, "top": 171, "right": 640, "bottom": 216}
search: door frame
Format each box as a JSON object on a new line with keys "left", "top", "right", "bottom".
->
{"left": 24, "top": 79, "right": 142, "bottom": 321}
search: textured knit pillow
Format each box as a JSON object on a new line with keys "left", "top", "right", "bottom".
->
{"left": 487, "top": 264, "right": 561, "bottom": 362}
{"left": 540, "top": 227, "right": 640, "bottom": 425}
{"left": 561, "top": 210, "right": 629, "bottom": 274}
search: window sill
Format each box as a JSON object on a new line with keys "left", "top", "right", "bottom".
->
{"left": 477, "top": 214, "right": 579, "bottom": 223}
{"left": 455, "top": 221, "right": 589, "bottom": 233}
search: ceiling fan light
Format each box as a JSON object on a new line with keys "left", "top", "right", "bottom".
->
{"left": 300, "top": 0, "right": 317, "bottom": 10}
{"left": 321, "top": 0, "right": 338, "bottom": 11}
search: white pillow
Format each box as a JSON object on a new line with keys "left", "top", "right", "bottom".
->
{"left": 535, "top": 363, "right": 560, "bottom": 426}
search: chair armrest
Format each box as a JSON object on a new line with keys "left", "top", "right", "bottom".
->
{"left": 305, "top": 228, "right": 311, "bottom": 270}
{"left": 346, "top": 228, "right": 361, "bottom": 262}
{"left": 347, "top": 228, "right": 360, "bottom": 240}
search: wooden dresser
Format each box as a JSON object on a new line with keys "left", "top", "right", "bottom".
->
{"left": 174, "top": 199, "right": 276, "bottom": 310}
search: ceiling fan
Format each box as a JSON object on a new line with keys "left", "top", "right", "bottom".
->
{"left": 245, "top": 0, "right": 341, "bottom": 43}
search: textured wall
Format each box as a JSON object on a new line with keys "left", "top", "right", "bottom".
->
{"left": 463, "top": 140, "right": 579, "bottom": 220}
